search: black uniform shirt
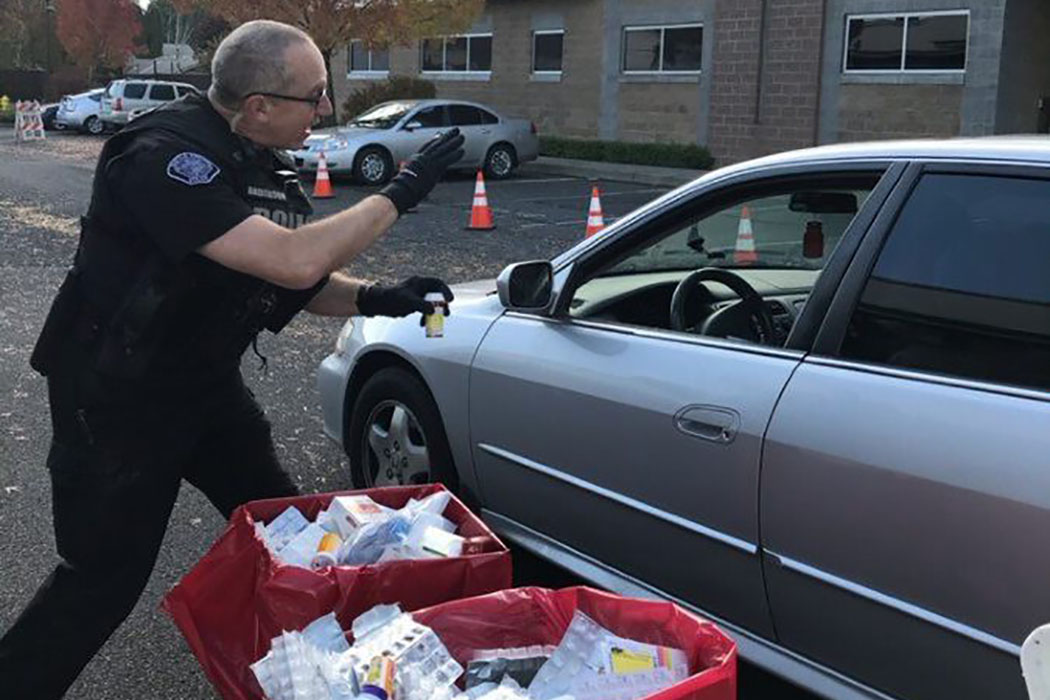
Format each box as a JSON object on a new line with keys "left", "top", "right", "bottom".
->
{"left": 78, "top": 97, "right": 327, "bottom": 393}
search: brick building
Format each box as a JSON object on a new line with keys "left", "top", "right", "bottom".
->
{"left": 332, "top": 0, "right": 1050, "bottom": 165}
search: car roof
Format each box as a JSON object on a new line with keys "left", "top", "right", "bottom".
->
{"left": 387, "top": 98, "right": 498, "bottom": 112}
{"left": 721, "top": 137, "right": 1050, "bottom": 174}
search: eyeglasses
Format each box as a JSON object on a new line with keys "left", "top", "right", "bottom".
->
{"left": 247, "top": 88, "right": 328, "bottom": 109}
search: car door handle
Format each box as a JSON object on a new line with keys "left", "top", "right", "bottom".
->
{"left": 674, "top": 405, "right": 740, "bottom": 444}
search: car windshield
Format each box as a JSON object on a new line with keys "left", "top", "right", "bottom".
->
{"left": 347, "top": 102, "right": 413, "bottom": 129}
{"left": 604, "top": 189, "right": 872, "bottom": 275}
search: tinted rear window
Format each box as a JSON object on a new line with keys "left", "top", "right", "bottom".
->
{"left": 123, "top": 83, "right": 147, "bottom": 99}
{"left": 150, "top": 84, "right": 176, "bottom": 100}
{"left": 448, "top": 105, "right": 481, "bottom": 126}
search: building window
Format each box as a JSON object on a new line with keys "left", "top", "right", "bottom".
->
{"left": 348, "top": 40, "right": 390, "bottom": 75}
{"left": 420, "top": 34, "right": 493, "bottom": 73}
{"left": 845, "top": 11, "right": 968, "bottom": 73}
{"left": 533, "top": 30, "right": 564, "bottom": 73}
{"left": 622, "top": 23, "right": 702, "bottom": 74}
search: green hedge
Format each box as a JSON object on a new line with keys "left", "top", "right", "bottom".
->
{"left": 340, "top": 76, "right": 436, "bottom": 122}
{"left": 540, "top": 136, "right": 714, "bottom": 170}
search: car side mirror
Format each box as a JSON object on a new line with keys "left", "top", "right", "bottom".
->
{"left": 497, "top": 261, "right": 553, "bottom": 311}
{"left": 403, "top": 121, "right": 422, "bottom": 131}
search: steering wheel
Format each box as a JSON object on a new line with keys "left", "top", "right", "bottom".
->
{"left": 670, "top": 268, "right": 775, "bottom": 344}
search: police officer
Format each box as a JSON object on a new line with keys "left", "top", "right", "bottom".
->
{"left": 0, "top": 20, "right": 465, "bottom": 699}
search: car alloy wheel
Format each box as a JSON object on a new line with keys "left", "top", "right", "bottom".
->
{"left": 356, "top": 147, "right": 390, "bottom": 185}
{"left": 485, "top": 145, "right": 515, "bottom": 179}
{"left": 85, "top": 116, "right": 104, "bottom": 135}
{"left": 361, "top": 400, "right": 431, "bottom": 487}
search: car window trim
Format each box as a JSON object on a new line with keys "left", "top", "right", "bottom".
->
{"left": 547, "top": 161, "right": 899, "bottom": 353}
{"left": 503, "top": 309, "right": 807, "bottom": 362}
{"left": 801, "top": 355, "right": 1050, "bottom": 404}
{"left": 812, "top": 160, "right": 1050, "bottom": 398}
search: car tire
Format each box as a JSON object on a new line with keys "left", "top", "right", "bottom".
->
{"left": 484, "top": 142, "right": 517, "bottom": 180}
{"left": 353, "top": 146, "right": 394, "bottom": 186}
{"left": 84, "top": 116, "right": 104, "bottom": 135}
{"left": 346, "top": 366, "right": 458, "bottom": 491}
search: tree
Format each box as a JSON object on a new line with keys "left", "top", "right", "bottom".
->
{"left": 0, "top": 0, "right": 52, "bottom": 69}
{"left": 177, "top": 0, "right": 484, "bottom": 121}
{"left": 142, "top": 0, "right": 196, "bottom": 58}
{"left": 56, "top": 0, "right": 142, "bottom": 83}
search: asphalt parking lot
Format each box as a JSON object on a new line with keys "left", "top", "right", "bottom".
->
{"left": 0, "top": 132, "right": 814, "bottom": 699}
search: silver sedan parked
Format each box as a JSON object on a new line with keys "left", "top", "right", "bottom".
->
{"left": 318, "top": 138, "right": 1050, "bottom": 700}
{"left": 54, "top": 88, "right": 105, "bottom": 134}
{"left": 291, "top": 99, "right": 539, "bottom": 184}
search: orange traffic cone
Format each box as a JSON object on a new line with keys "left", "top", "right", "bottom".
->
{"left": 312, "top": 151, "right": 334, "bottom": 199}
{"left": 585, "top": 186, "right": 605, "bottom": 238}
{"left": 466, "top": 171, "right": 495, "bottom": 230}
{"left": 734, "top": 205, "right": 758, "bottom": 264}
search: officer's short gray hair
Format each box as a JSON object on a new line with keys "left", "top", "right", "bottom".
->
{"left": 209, "top": 20, "right": 314, "bottom": 108}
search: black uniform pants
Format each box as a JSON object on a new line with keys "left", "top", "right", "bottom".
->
{"left": 0, "top": 370, "right": 299, "bottom": 699}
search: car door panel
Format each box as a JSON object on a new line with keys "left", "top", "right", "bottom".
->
{"left": 763, "top": 364, "right": 1046, "bottom": 699}
{"left": 761, "top": 165, "right": 1050, "bottom": 699}
{"left": 470, "top": 314, "right": 802, "bottom": 636}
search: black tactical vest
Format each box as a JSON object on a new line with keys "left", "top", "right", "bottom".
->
{"left": 30, "top": 95, "right": 323, "bottom": 382}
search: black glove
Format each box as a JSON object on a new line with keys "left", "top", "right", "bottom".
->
{"left": 356, "top": 276, "right": 455, "bottom": 319}
{"left": 378, "top": 128, "right": 465, "bottom": 215}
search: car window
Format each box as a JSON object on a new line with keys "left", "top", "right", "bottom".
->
{"left": 568, "top": 174, "right": 880, "bottom": 344}
{"left": 175, "top": 86, "right": 196, "bottom": 98}
{"left": 606, "top": 188, "right": 870, "bottom": 275}
{"left": 412, "top": 105, "right": 448, "bottom": 128}
{"left": 149, "top": 84, "right": 176, "bottom": 101}
{"left": 478, "top": 109, "right": 499, "bottom": 125}
{"left": 349, "top": 101, "right": 413, "bottom": 128}
{"left": 123, "top": 83, "right": 147, "bottom": 99}
{"left": 840, "top": 173, "right": 1050, "bottom": 391}
{"left": 448, "top": 105, "right": 482, "bottom": 126}
{"left": 90, "top": 93, "right": 101, "bottom": 103}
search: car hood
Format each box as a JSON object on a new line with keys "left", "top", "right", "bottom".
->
{"left": 310, "top": 126, "right": 385, "bottom": 142}
{"left": 450, "top": 278, "right": 496, "bottom": 298}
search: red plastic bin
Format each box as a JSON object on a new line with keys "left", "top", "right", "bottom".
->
{"left": 412, "top": 585, "right": 737, "bottom": 700}
{"left": 162, "top": 484, "right": 512, "bottom": 700}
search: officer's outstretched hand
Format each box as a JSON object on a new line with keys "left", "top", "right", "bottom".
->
{"left": 378, "top": 128, "right": 465, "bottom": 215}
{"left": 356, "top": 276, "right": 455, "bottom": 319}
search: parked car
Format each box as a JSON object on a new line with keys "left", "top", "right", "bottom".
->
{"left": 99, "top": 79, "right": 199, "bottom": 130}
{"left": 40, "top": 102, "right": 60, "bottom": 130}
{"left": 317, "top": 138, "right": 1050, "bottom": 700}
{"left": 291, "top": 99, "right": 539, "bottom": 184}
{"left": 54, "top": 88, "right": 105, "bottom": 134}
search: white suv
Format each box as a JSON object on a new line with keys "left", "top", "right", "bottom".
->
{"left": 100, "top": 79, "right": 199, "bottom": 130}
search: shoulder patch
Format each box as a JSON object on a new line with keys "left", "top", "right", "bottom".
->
{"left": 166, "top": 152, "right": 220, "bottom": 186}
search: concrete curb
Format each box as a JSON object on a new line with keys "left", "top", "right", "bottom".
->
{"left": 519, "top": 155, "right": 708, "bottom": 188}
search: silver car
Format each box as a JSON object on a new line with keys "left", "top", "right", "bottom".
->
{"left": 54, "top": 88, "right": 105, "bottom": 134}
{"left": 317, "top": 138, "right": 1050, "bottom": 700}
{"left": 292, "top": 99, "right": 539, "bottom": 184}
